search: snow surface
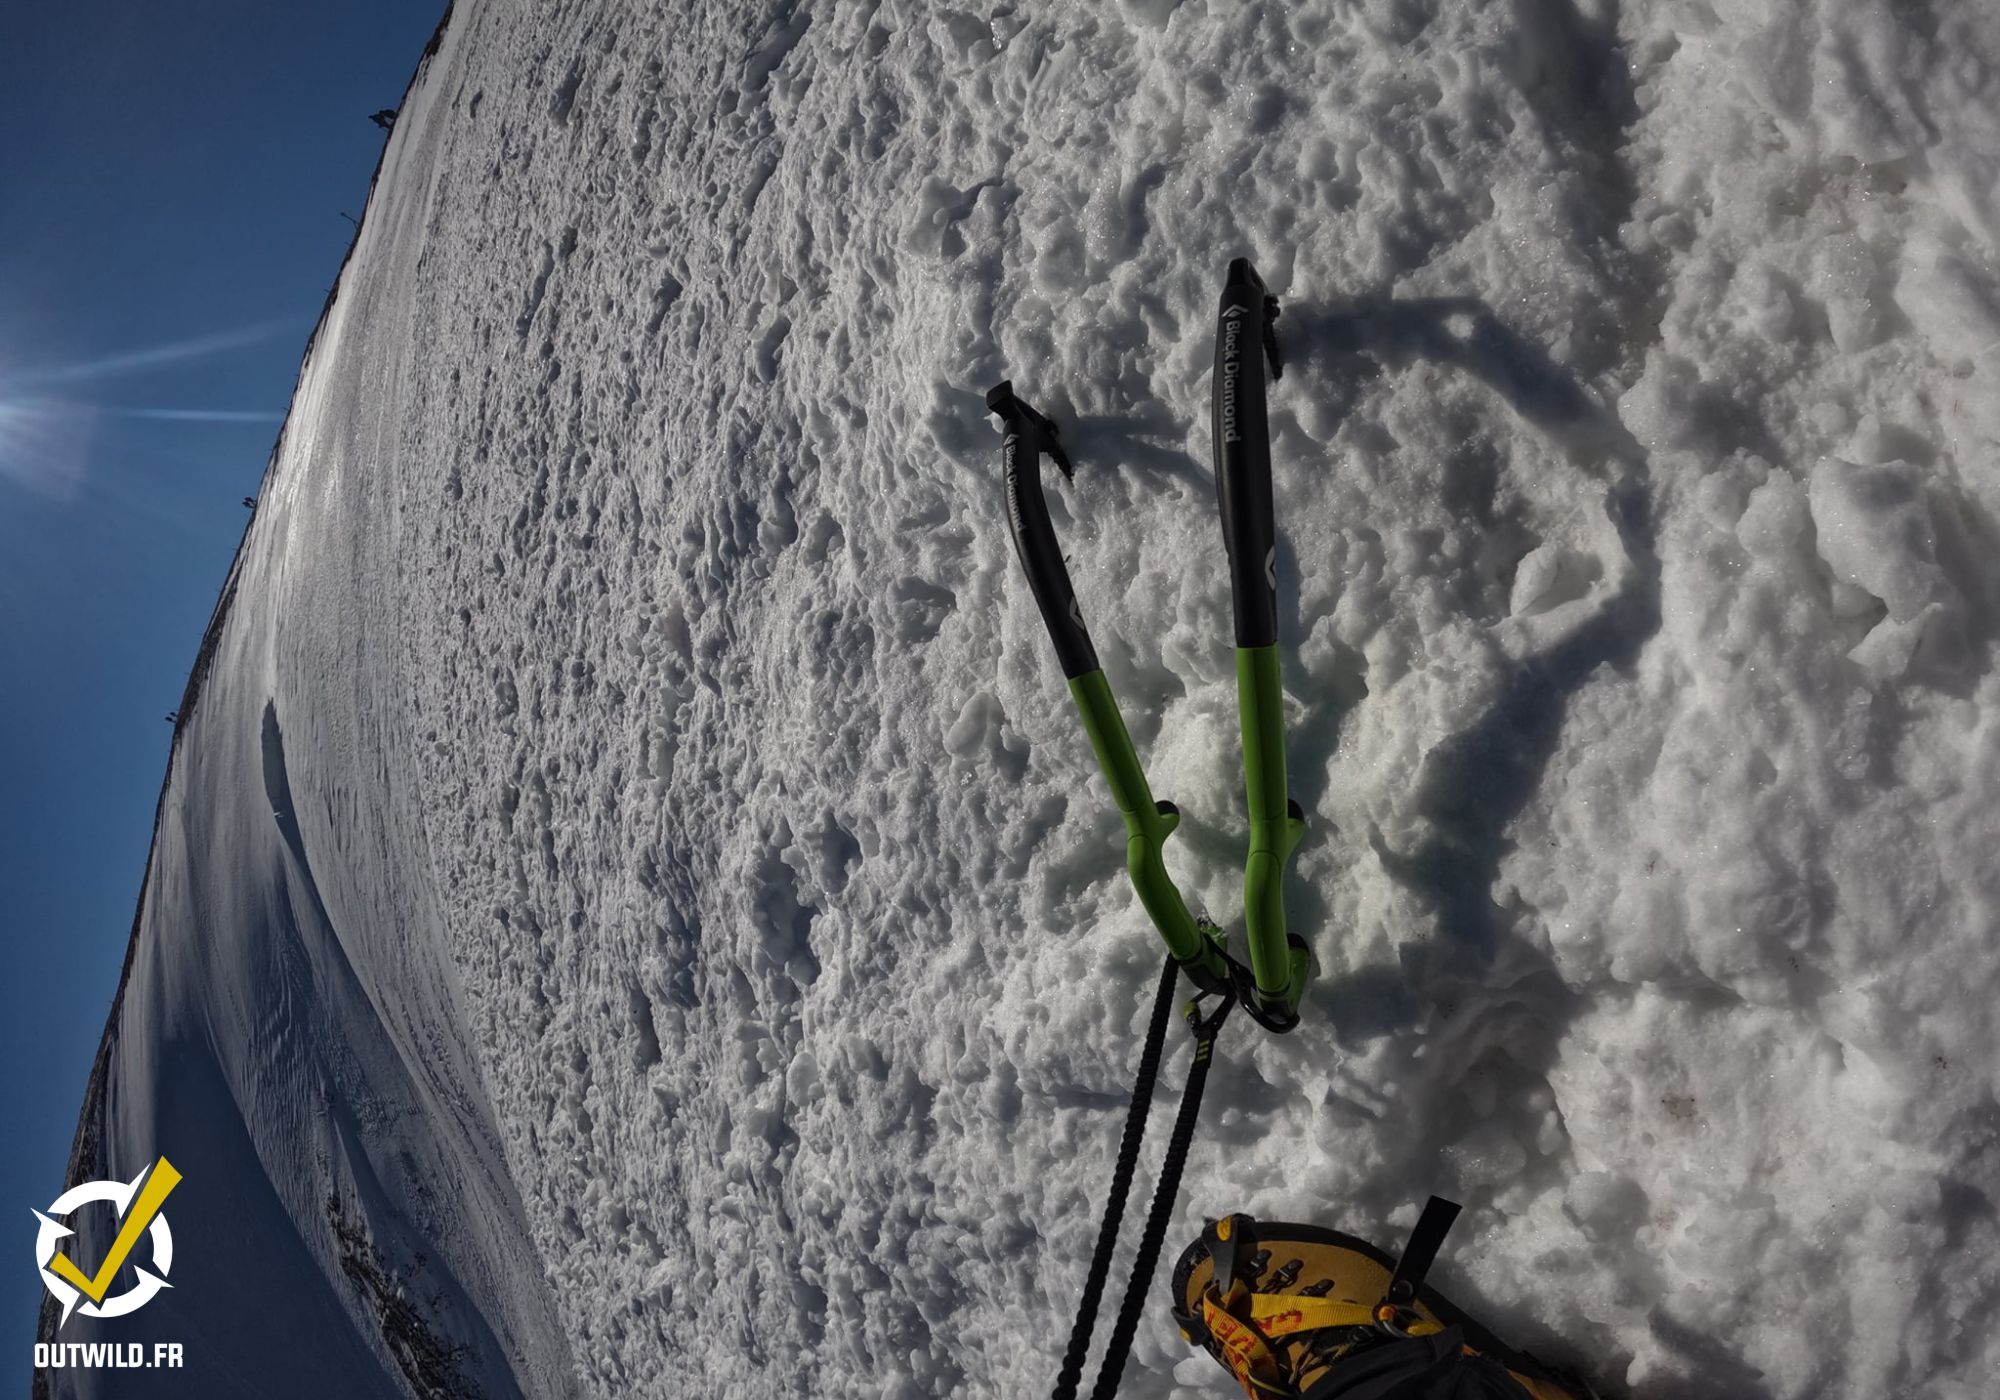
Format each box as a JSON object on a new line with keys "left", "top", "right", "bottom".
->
{"left": 44, "top": 1, "right": 2000, "bottom": 1397}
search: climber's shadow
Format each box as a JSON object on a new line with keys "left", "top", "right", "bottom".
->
{"left": 1286, "top": 292, "right": 1664, "bottom": 1017}
{"left": 1267, "top": 293, "right": 1670, "bottom": 1390}
{"left": 1288, "top": 296, "right": 1642, "bottom": 465}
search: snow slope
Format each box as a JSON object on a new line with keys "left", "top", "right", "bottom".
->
{"left": 45, "top": 1, "right": 2000, "bottom": 1397}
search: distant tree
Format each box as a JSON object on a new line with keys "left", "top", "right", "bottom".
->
{"left": 243, "top": 496, "right": 257, "bottom": 509}
{"left": 369, "top": 108, "right": 398, "bottom": 130}
{"left": 165, "top": 712, "right": 179, "bottom": 724}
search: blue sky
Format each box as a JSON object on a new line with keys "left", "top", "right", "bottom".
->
{"left": 1, "top": 0, "right": 447, "bottom": 1354}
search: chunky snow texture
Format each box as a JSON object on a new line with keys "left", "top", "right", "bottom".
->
{"left": 48, "top": 2, "right": 2000, "bottom": 1398}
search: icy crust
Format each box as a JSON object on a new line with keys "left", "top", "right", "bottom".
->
{"left": 1501, "top": 1, "right": 2000, "bottom": 1396}
{"left": 72, "top": 0, "right": 2000, "bottom": 1397}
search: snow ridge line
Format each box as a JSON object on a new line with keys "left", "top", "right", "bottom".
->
{"left": 30, "top": 5, "right": 463, "bottom": 1384}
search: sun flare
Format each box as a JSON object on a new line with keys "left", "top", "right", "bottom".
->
{"left": 0, "top": 321, "right": 295, "bottom": 499}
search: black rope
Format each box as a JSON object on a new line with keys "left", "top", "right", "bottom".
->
{"left": 1050, "top": 956, "right": 1181, "bottom": 1400}
{"left": 1089, "top": 993, "right": 1235, "bottom": 1400}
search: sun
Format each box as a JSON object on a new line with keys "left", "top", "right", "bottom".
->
{"left": 0, "top": 321, "right": 296, "bottom": 501}
{"left": 0, "top": 388, "right": 89, "bottom": 500}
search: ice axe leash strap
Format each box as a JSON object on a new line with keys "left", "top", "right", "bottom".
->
{"left": 1049, "top": 957, "right": 1178, "bottom": 1400}
{"left": 1088, "top": 989, "right": 1235, "bottom": 1400}
{"left": 1051, "top": 957, "right": 1235, "bottom": 1400}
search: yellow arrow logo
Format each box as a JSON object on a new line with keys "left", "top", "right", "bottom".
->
{"left": 47, "top": 1157, "right": 181, "bottom": 1305}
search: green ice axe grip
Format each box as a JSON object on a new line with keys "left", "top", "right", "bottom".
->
{"left": 1236, "top": 644, "right": 1305, "bottom": 996}
{"left": 1068, "top": 670, "right": 1227, "bottom": 980}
